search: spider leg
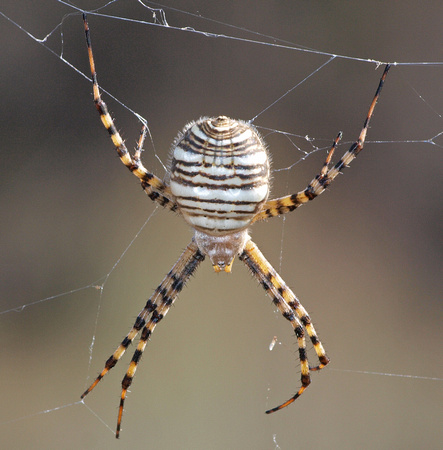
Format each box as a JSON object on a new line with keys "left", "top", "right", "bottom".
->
{"left": 82, "top": 14, "right": 177, "bottom": 211}
{"left": 239, "top": 239, "right": 329, "bottom": 413}
{"left": 133, "top": 124, "right": 147, "bottom": 164}
{"left": 253, "top": 64, "right": 391, "bottom": 222}
{"left": 81, "top": 240, "right": 205, "bottom": 438}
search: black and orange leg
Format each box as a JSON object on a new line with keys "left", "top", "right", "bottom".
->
{"left": 253, "top": 64, "right": 391, "bottom": 222}
{"left": 81, "top": 240, "right": 205, "bottom": 438}
{"left": 82, "top": 14, "right": 177, "bottom": 211}
{"left": 239, "top": 239, "right": 329, "bottom": 413}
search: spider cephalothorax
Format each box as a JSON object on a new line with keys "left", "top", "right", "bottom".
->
{"left": 81, "top": 14, "right": 390, "bottom": 438}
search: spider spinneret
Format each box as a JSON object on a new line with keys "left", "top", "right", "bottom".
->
{"left": 81, "top": 13, "right": 390, "bottom": 438}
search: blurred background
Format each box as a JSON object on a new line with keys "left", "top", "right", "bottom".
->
{"left": 1, "top": 1, "right": 442, "bottom": 449}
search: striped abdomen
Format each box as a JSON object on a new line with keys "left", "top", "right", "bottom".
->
{"left": 169, "top": 116, "right": 270, "bottom": 234}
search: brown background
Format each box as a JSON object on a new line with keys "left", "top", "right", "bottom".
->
{"left": 1, "top": 1, "right": 442, "bottom": 449}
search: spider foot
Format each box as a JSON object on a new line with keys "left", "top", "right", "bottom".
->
{"left": 265, "top": 384, "right": 308, "bottom": 414}
{"left": 81, "top": 372, "right": 105, "bottom": 399}
{"left": 309, "top": 355, "right": 330, "bottom": 372}
{"left": 320, "top": 131, "right": 342, "bottom": 177}
{"left": 116, "top": 390, "right": 127, "bottom": 439}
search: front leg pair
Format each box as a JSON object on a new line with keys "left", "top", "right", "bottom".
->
{"left": 240, "top": 239, "right": 330, "bottom": 413}
{"left": 81, "top": 240, "right": 205, "bottom": 438}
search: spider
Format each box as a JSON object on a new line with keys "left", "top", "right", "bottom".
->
{"left": 81, "top": 14, "right": 390, "bottom": 438}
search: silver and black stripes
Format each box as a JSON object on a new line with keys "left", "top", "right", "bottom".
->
{"left": 170, "top": 116, "right": 270, "bottom": 233}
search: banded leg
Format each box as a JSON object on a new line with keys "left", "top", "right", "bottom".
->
{"left": 239, "top": 239, "right": 329, "bottom": 413}
{"left": 253, "top": 63, "right": 391, "bottom": 222}
{"left": 81, "top": 240, "right": 205, "bottom": 438}
{"left": 83, "top": 14, "right": 177, "bottom": 211}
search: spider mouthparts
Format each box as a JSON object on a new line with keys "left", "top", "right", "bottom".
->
{"left": 213, "top": 259, "right": 234, "bottom": 273}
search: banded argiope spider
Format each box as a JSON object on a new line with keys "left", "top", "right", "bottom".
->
{"left": 81, "top": 14, "right": 390, "bottom": 438}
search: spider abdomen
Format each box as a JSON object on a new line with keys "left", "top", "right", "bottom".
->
{"left": 170, "top": 116, "right": 270, "bottom": 234}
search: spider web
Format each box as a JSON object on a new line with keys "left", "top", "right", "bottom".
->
{"left": 1, "top": 1, "right": 442, "bottom": 448}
